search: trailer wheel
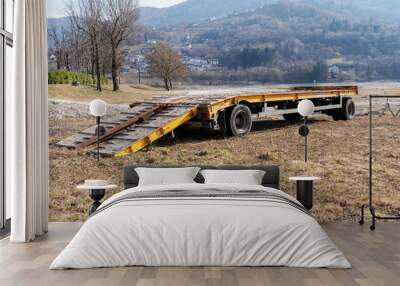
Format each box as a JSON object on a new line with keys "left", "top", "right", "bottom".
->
{"left": 283, "top": 113, "right": 302, "bottom": 122}
{"left": 227, "top": 104, "right": 252, "bottom": 137}
{"left": 341, "top": 98, "right": 355, "bottom": 120}
{"left": 330, "top": 98, "right": 355, "bottom": 121}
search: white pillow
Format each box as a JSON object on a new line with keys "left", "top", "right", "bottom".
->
{"left": 135, "top": 167, "right": 201, "bottom": 186}
{"left": 200, "top": 169, "right": 266, "bottom": 185}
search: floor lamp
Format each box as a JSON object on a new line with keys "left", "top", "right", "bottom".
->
{"left": 297, "top": 99, "right": 315, "bottom": 162}
{"left": 359, "top": 95, "right": 400, "bottom": 230}
{"left": 89, "top": 99, "right": 107, "bottom": 163}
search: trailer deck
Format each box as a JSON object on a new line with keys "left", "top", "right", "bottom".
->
{"left": 57, "top": 85, "right": 358, "bottom": 157}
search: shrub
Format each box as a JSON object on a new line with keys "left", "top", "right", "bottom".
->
{"left": 258, "top": 152, "right": 274, "bottom": 161}
{"left": 48, "top": 70, "right": 108, "bottom": 86}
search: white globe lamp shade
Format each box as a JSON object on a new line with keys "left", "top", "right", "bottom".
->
{"left": 90, "top": 99, "right": 107, "bottom": 117}
{"left": 298, "top": 100, "right": 315, "bottom": 117}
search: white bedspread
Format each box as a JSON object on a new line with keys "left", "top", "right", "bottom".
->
{"left": 50, "top": 183, "right": 351, "bottom": 269}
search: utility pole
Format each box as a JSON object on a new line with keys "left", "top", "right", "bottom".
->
{"left": 137, "top": 58, "right": 141, "bottom": 84}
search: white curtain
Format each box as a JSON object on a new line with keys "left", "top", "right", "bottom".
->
{"left": 9, "top": 0, "right": 49, "bottom": 242}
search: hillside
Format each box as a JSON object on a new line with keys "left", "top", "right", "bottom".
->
{"left": 140, "top": 0, "right": 276, "bottom": 27}
{"left": 328, "top": 0, "right": 400, "bottom": 22}
{"left": 48, "top": 1, "right": 400, "bottom": 37}
{"left": 140, "top": 0, "right": 400, "bottom": 27}
{"left": 47, "top": 0, "right": 400, "bottom": 83}
{"left": 47, "top": 17, "right": 70, "bottom": 48}
{"left": 144, "top": 0, "right": 400, "bottom": 82}
{"left": 47, "top": 0, "right": 400, "bottom": 30}
{"left": 181, "top": 1, "right": 395, "bottom": 54}
{"left": 47, "top": 17, "right": 70, "bottom": 27}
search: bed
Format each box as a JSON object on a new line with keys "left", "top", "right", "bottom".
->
{"left": 50, "top": 165, "right": 350, "bottom": 269}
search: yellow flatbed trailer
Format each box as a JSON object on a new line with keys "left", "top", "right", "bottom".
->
{"left": 58, "top": 85, "right": 358, "bottom": 157}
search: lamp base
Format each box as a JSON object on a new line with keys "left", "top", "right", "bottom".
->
{"left": 299, "top": 125, "right": 309, "bottom": 137}
{"left": 95, "top": 125, "right": 107, "bottom": 137}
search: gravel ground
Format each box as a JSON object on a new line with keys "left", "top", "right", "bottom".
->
{"left": 49, "top": 99, "right": 129, "bottom": 119}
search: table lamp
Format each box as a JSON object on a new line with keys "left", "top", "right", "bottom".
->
{"left": 89, "top": 99, "right": 107, "bottom": 162}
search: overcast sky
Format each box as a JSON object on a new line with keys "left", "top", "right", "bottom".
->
{"left": 47, "top": 0, "right": 186, "bottom": 18}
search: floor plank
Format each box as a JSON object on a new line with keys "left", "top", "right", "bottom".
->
{"left": 0, "top": 222, "right": 399, "bottom": 286}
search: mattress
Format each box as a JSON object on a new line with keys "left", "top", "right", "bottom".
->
{"left": 50, "top": 183, "right": 351, "bottom": 269}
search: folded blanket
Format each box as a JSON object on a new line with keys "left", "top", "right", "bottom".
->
{"left": 92, "top": 188, "right": 310, "bottom": 217}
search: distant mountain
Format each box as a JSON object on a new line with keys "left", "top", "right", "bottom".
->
{"left": 143, "top": 0, "right": 400, "bottom": 82}
{"left": 178, "top": 0, "right": 400, "bottom": 55}
{"left": 139, "top": 0, "right": 400, "bottom": 27}
{"left": 139, "top": 0, "right": 277, "bottom": 27}
{"left": 47, "top": 17, "right": 70, "bottom": 49}
{"left": 46, "top": 0, "right": 400, "bottom": 82}
{"left": 47, "top": 17, "right": 70, "bottom": 30}
{"left": 307, "top": 0, "right": 400, "bottom": 23}
{"left": 47, "top": 1, "right": 400, "bottom": 30}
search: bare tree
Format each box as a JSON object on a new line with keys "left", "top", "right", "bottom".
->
{"left": 49, "top": 26, "right": 71, "bottom": 70}
{"left": 101, "top": 0, "right": 139, "bottom": 91}
{"left": 49, "top": 26, "right": 63, "bottom": 70}
{"left": 67, "top": 0, "right": 103, "bottom": 91}
{"left": 146, "top": 43, "right": 187, "bottom": 91}
{"left": 136, "top": 56, "right": 142, "bottom": 84}
{"left": 67, "top": 24, "right": 85, "bottom": 72}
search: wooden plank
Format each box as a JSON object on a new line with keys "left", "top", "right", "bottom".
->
{"left": 92, "top": 125, "right": 174, "bottom": 155}
{"left": 99, "top": 139, "right": 137, "bottom": 156}
{"left": 57, "top": 134, "right": 92, "bottom": 148}
{"left": 57, "top": 105, "right": 157, "bottom": 148}
{"left": 115, "top": 106, "right": 199, "bottom": 156}
{"left": 76, "top": 104, "right": 168, "bottom": 149}
{"left": 57, "top": 123, "right": 116, "bottom": 148}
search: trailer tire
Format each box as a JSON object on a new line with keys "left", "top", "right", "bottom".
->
{"left": 341, "top": 98, "right": 355, "bottom": 120}
{"left": 330, "top": 98, "right": 355, "bottom": 121}
{"left": 227, "top": 104, "right": 253, "bottom": 137}
{"left": 283, "top": 113, "right": 302, "bottom": 122}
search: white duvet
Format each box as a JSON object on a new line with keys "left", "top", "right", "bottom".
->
{"left": 50, "top": 183, "right": 351, "bottom": 269}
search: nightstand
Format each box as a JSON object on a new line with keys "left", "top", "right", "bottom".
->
{"left": 77, "top": 181, "right": 117, "bottom": 215}
{"left": 289, "top": 177, "right": 321, "bottom": 210}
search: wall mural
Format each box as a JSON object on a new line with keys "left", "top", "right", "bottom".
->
{"left": 47, "top": 0, "right": 400, "bottom": 222}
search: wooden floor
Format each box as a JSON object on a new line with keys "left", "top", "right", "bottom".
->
{"left": 0, "top": 223, "right": 399, "bottom": 286}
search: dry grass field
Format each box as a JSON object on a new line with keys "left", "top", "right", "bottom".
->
{"left": 48, "top": 84, "right": 182, "bottom": 104}
{"left": 48, "top": 82, "right": 400, "bottom": 222}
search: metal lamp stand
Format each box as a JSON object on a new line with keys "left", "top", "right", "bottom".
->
{"left": 304, "top": 117, "right": 308, "bottom": 162}
{"left": 96, "top": 116, "right": 100, "bottom": 162}
{"left": 299, "top": 117, "right": 310, "bottom": 162}
{"left": 359, "top": 95, "right": 400, "bottom": 230}
{"left": 95, "top": 117, "right": 106, "bottom": 163}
